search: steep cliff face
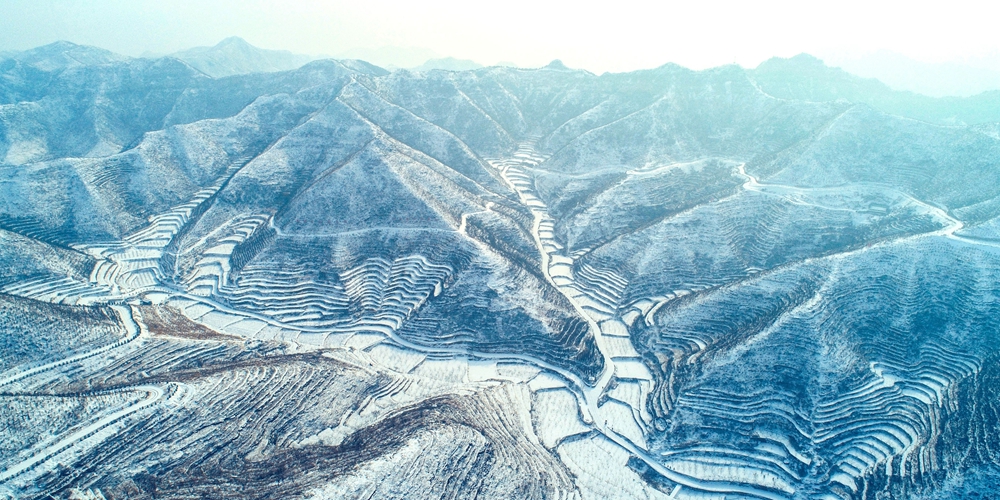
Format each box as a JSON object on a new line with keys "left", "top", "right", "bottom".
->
{"left": 2, "top": 44, "right": 999, "bottom": 500}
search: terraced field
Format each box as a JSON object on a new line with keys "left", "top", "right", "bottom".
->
{"left": 2, "top": 43, "right": 1000, "bottom": 499}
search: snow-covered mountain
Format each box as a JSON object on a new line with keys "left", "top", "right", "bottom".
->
{"left": 752, "top": 53, "right": 1000, "bottom": 125}
{"left": 2, "top": 43, "right": 1000, "bottom": 500}
{"left": 821, "top": 50, "right": 1000, "bottom": 98}
{"left": 2, "top": 41, "right": 129, "bottom": 72}
{"left": 411, "top": 57, "right": 483, "bottom": 72}
{"left": 169, "top": 36, "right": 318, "bottom": 77}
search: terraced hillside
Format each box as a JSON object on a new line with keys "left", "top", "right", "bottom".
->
{"left": 2, "top": 43, "right": 1000, "bottom": 499}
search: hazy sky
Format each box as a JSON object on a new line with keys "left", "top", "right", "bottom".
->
{"left": 2, "top": 0, "right": 1000, "bottom": 73}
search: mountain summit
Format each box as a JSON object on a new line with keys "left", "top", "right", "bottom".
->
{"left": 544, "top": 59, "right": 570, "bottom": 70}
{"left": 169, "top": 36, "right": 317, "bottom": 78}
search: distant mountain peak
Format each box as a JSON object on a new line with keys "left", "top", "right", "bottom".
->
{"left": 170, "top": 36, "right": 317, "bottom": 78}
{"left": 822, "top": 50, "right": 1000, "bottom": 97}
{"left": 545, "top": 59, "right": 569, "bottom": 70}
{"left": 217, "top": 36, "right": 251, "bottom": 46}
{"left": 748, "top": 53, "right": 1000, "bottom": 125}
{"left": 755, "top": 53, "right": 830, "bottom": 72}
{"left": 37, "top": 40, "right": 80, "bottom": 50}
{"left": 787, "top": 53, "right": 824, "bottom": 64}
{"left": 411, "top": 57, "right": 483, "bottom": 72}
{"left": 9, "top": 40, "right": 128, "bottom": 72}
